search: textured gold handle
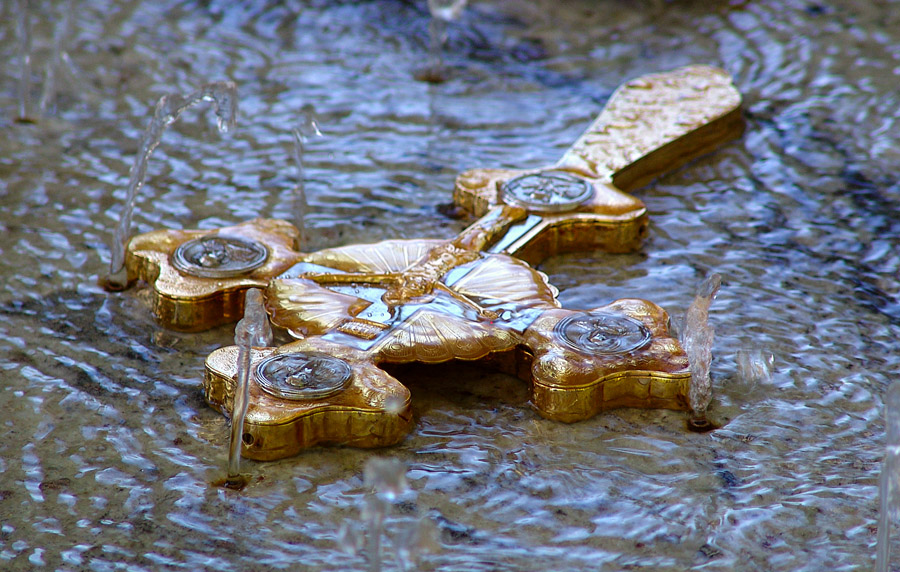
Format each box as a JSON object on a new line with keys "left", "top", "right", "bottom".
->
{"left": 555, "top": 65, "right": 743, "bottom": 192}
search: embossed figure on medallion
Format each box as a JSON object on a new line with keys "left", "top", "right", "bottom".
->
{"left": 255, "top": 353, "right": 353, "bottom": 401}
{"left": 171, "top": 235, "right": 269, "bottom": 278}
{"left": 118, "top": 65, "right": 743, "bottom": 460}
{"left": 554, "top": 312, "right": 652, "bottom": 355}
{"left": 501, "top": 171, "right": 595, "bottom": 213}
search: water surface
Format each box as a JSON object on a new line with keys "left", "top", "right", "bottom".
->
{"left": 1, "top": 0, "right": 897, "bottom": 570}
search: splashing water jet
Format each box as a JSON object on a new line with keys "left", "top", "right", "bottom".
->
{"left": 290, "top": 108, "right": 322, "bottom": 247}
{"left": 290, "top": 129, "right": 308, "bottom": 246}
{"left": 338, "top": 458, "right": 436, "bottom": 571}
{"left": 15, "top": 0, "right": 34, "bottom": 123}
{"left": 224, "top": 288, "right": 272, "bottom": 490}
{"left": 39, "top": 0, "right": 76, "bottom": 115}
{"left": 363, "top": 458, "right": 406, "bottom": 572}
{"left": 101, "top": 81, "right": 238, "bottom": 291}
{"left": 415, "top": 0, "right": 468, "bottom": 83}
{"left": 877, "top": 382, "right": 900, "bottom": 571}
{"left": 736, "top": 348, "right": 773, "bottom": 386}
{"left": 680, "top": 273, "right": 722, "bottom": 432}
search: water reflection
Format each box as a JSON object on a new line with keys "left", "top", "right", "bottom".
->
{"left": 0, "top": 0, "right": 896, "bottom": 570}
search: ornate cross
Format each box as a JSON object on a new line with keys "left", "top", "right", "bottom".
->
{"left": 122, "top": 65, "right": 742, "bottom": 460}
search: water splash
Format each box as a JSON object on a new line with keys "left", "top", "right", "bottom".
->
{"left": 364, "top": 457, "right": 408, "bottom": 502}
{"left": 225, "top": 288, "right": 272, "bottom": 489}
{"left": 15, "top": 0, "right": 34, "bottom": 123}
{"left": 877, "top": 382, "right": 900, "bottom": 571}
{"left": 339, "top": 458, "right": 437, "bottom": 571}
{"left": 384, "top": 395, "right": 407, "bottom": 415}
{"left": 416, "top": 0, "right": 468, "bottom": 83}
{"left": 429, "top": 0, "right": 467, "bottom": 21}
{"left": 338, "top": 520, "right": 366, "bottom": 556}
{"left": 736, "top": 349, "right": 773, "bottom": 386}
{"left": 39, "top": 0, "right": 76, "bottom": 115}
{"left": 680, "top": 273, "right": 722, "bottom": 431}
{"left": 363, "top": 458, "right": 406, "bottom": 572}
{"left": 362, "top": 494, "right": 389, "bottom": 572}
{"left": 290, "top": 107, "right": 322, "bottom": 247}
{"left": 102, "top": 81, "right": 238, "bottom": 290}
{"left": 391, "top": 517, "right": 439, "bottom": 572}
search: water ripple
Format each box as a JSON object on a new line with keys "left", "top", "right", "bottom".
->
{"left": 0, "top": 0, "right": 897, "bottom": 569}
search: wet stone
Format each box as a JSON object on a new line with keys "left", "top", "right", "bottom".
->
{"left": 699, "top": 543, "right": 723, "bottom": 559}
{"left": 39, "top": 478, "right": 72, "bottom": 492}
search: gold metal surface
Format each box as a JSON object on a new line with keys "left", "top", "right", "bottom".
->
{"left": 524, "top": 299, "right": 690, "bottom": 422}
{"left": 125, "top": 219, "right": 302, "bottom": 331}
{"left": 121, "top": 65, "right": 743, "bottom": 459}
{"left": 204, "top": 339, "right": 413, "bottom": 460}
{"left": 453, "top": 64, "right": 743, "bottom": 262}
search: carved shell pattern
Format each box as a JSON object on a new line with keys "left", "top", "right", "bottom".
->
{"left": 303, "top": 239, "right": 444, "bottom": 273}
{"left": 373, "top": 306, "right": 520, "bottom": 363}
{"left": 452, "top": 254, "right": 559, "bottom": 310}
{"left": 265, "top": 279, "right": 369, "bottom": 337}
{"left": 267, "top": 239, "right": 561, "bottom": 364}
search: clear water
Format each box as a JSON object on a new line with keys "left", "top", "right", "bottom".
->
{"left": 0, "top": 0, "right": 896, "bottom": 569}
{"left": 227, "top": 288, "right": 272, "bottom": 484}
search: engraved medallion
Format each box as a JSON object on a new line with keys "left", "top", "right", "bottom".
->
{"left": 554, "top": 312, "right": 652, "bottom": 355}
{"left": 172, "top": 235, "right": 268, "bottom": 278}
{"left": 255, "top": 352, "right": 352, "bottom": 400}
{"left": 501, "top": 170, "right": 593, "bottom": 213}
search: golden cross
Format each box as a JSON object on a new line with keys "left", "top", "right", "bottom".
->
{"left": 122, "top": 65, "right": 742, "bottom": 460}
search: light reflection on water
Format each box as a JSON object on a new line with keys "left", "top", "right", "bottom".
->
{"left": 0, "top": 0, "right": 897, "bottom": 569}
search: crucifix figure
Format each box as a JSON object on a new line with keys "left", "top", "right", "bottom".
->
{"left": 121, "top": 65, "right": 742, "bottom": 460}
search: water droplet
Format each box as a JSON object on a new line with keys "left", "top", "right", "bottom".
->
{"left": 736, "top": 349, "right": 773, "bottom": 385}
{"left": 427, "top": 0, "right": 467, "bottom": 21}
{"left": 364, "top": 457, "right": 408, "bottom": 500}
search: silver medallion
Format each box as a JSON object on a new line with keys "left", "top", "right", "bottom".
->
{"left": 501, "top": 170, "right": 593, "bottom": 213}
{"left": 255, "top": 353, "right": 352, "bottom": 401}
{"left": 171, "top": 235, "right": 268, "bottom": 278}
{"left": 554, "top": 312, "right": 652, "bottom": 355}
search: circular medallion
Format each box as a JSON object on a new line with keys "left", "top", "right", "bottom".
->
{"left": 501, "top": 171, "right": 593, "bottom": 213}
{"left": 171, "top": 235, "right": 268, "bottom": 278}
{"left": 554, "top": 312, "right": 652, "bottom": 355}
{"left": 255, "top": 353, "right": 352, "bottom": 401}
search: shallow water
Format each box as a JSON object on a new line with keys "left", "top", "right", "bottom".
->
{"left": 1, "top": 0, "right": 898, "bottom": 569}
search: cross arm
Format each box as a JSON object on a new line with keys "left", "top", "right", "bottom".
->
{"left": 555, "top": 64, "right": 744, "bottom": 192}
{"left": 452, "top": 65, "right": 743, "bottom": 263}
